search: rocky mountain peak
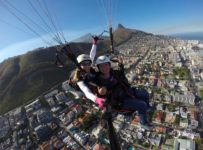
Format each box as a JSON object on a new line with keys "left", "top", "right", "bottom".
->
{"left": 117, "top": 24, "right": 125, "bottom": 29}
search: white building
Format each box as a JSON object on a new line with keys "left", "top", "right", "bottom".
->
{"left": 174, "top": 138, "right": 195, "bottom": 150}
{"left": 91, "top": 125, "right": 103, "bottom": 138}
{"left": 174, "top": 93, "right": 195, "bottom": 105}
{"left": 44, "top": 89, "right": 58, "bottom": 99}
{"left": 55, "top": 92, "right": 67, "bottom": 104}
{"left": 62, "top": 80, "right": 71, "bottom": 91}
{"left": 46, "top": 97, "right": 56, "bottom": 107}
{"left": 25, "top": 99, "right": 41, "bottom": 112}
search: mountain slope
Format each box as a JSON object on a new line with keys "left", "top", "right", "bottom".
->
{"left": 72, "top": 33, "right": 92, "bottom": 43}
{"left": 0, "top": 43, "right": 93, "bottom": 114}
{"left": 0, "top": 25, "right": 158, "bottom": 114}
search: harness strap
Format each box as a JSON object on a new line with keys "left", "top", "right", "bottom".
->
{"left": 111, "top": 109, "right": 133, "bottom": 113}
{"left": 110, "top": 70, "right": 135, "bottom": 98}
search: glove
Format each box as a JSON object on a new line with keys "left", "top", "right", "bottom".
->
{"left": 95, "top": 97, "right": 106, "bottom": 108}
{"left": 92, "top": 36, "right": 99, "bottom": 45}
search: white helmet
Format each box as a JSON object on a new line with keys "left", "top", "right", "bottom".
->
{"left": 96, "top": 55, "right": 110, "bottom": 65}
{"left": 77, "top": 54, "right": 91, "bottom": 64}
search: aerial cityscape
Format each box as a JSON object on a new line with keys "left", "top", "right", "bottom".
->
{"left": 0, "top": 0, "right": 203, "bottom": 150}
{"left": 0, "top": 28, "right": 203, "bottom": 149}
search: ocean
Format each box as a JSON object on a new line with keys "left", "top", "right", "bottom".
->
{"left": 170, "top": 32, "right": 203, "bottom": 42}
{"left": 170, "top": 32, "right": 203, "bottom": 57}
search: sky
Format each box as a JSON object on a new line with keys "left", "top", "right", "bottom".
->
{"left": 0, "top": 0, "right": 203, "bottom": 62}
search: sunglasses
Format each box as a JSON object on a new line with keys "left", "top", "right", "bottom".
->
{"left": 80, "top": 61, "right": 91, "bottom": 66}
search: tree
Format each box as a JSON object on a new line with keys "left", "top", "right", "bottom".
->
{"left": 199, "top": 88, "right": 203, "bottom": 100}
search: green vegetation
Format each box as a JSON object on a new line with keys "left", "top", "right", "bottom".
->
{"left": 174, "top": 115, "right": 180, "bottom": 125}
{"left": 194, "top": 138, "right": 203, "bottom": 150}
{"left": 165, "top": 134, "right": 173, "bottom": 139}
{"left": 0, "top": 49, "right": 71, "bottom": 114}
{"left": 148, "top": 110, "right": 154, "bottom": 122}
{"left": 173, "top": 67, "right": 191, "bottom": 80}
{"left": 0, "top": 66, "right": 69, "bottom": 114}
{"left": 152, "top": 145, "right": 159, "bottom": 150}
{"left": 141, "top": 141, "right": 150, "bottom": 148}
{"left": 178, "top": 136, "right": 188, "bottom": 139}
{"left": 153, "top": 87, "right": 161, "bottom": 94}
{"left": 39, "top": 98, "right": 50, "bottom": 108}
{"left": 194, "top": 138, "right": 202, "bottom": 145}
{"left": 82, "top": 113, "right": 98, "bottom": 132}
{"left": 167, "top": 104, "right": 175, "bottom": 112}
{"left": 199, "top": 88, "right": 203, "bottom": 100}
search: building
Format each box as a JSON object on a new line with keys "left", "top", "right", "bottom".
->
{"left": 165, "top": 112, "right": 176, "bottom": 124}
{"left": 44, "top": 89, "right": 58, "bottom": 99}
{"left": 179, "top": 118, "right": 188, "bottom": 128}
{"left": 91, "top": 125, "right": 103, "bottom": 138}
{"left": 162, "top": 138, "right": 174, "bottom": 150}
{"left": 174, "top": 138, "right": 195, "bottom": 150}
{"left": 72, "top": 105, "right": 82, "bottom": 114}
{"left": 148, "top": 133, "right": 162, "bottom": 146}
{"left": 46, "top": 97, "right": 56, "bottom": 107}
{"left": 55, "top": 92, "right": 68, "bottom": 104}
{"left": 174, "top": 93, "right": 195, "bottom": 105}
{"left": 34, "top": 125, "right": 52, "bottom": 142}
{"left": 24, "top": 99, "right": 42, "bottom": 112}
{"left": 189, "top": 119, "right": 199, "bottom": 129}
{"left": 153, "top": 111, "right": 165, "bottom": 124}
{"left": 62, "top": 80, "right": 71, "bottom": 91}
{"left": 0, "top": 116, "right": 10, "bottom": 138}
{"left": 36, "top": 109, "right": 54, "bottom": 124}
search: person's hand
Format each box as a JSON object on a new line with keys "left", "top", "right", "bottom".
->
{"left": 92, "top": 36, "right": 99, "bottom": 44}
{"left": 97, "top": 86, "right": 107, "bottom": 96}
{"left": 95, "top": 97, "right": 106, "bottom": 108}
{"left": 117, "top": 55, "right": 123, "bottom": 65}
{"left": 93, "top": 144, "right": 105, "bottom": 150}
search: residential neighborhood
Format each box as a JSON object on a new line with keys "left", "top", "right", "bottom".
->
{"left": 0, "top": 37, "right": 203, "bottom": 150}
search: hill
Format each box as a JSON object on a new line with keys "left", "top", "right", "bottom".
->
{"left": 0, "top": 24, "right": 163, "bottom": 114}
{"left": 72, "top": 33, "right": 92, "bottom": 43}
{"left": 0, "top": 43, "right": 98, "bottom": 114}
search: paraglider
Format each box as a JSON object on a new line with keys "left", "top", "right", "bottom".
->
{"left": 0, "top": 1, "right": 151, "bottom": 150}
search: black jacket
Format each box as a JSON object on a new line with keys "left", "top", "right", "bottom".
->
{"left": 95, "top": 65, "right": 132, "bottom": 108}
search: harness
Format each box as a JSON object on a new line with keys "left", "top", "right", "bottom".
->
{"left": 95, "top": 67, "right": 134, "bottom": 109}
{"left": 68, "top": 68, "right": 98, "bottom": 94}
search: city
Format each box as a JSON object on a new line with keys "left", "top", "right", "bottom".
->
{"left": 0, "top": 37, "right": 203, "bottom": 150}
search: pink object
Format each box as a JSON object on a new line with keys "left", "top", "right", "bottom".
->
{"left": 95, "top": 97, "right": 105, "bottom": 108}
{"left": 92, "top": 36, "right": 99, "bottom": 44}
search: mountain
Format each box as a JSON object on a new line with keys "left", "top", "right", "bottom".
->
{"left": 117, "top": 24, "right": 125, "bottom": 29}
{"left": 72, "top": 24, "right": 128, "bottom": 43}
{"left": 0, "top": 43, "right": 98, "bottom": 114}
{"left": 72, "top": 33, "right": 92, "bottom": 43}
{"left": 0, "top": 24, "right": 167, "bottom": 114}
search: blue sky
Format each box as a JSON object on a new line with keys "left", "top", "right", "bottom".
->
{"left": 0, "top": 0, "right": 203, "bottom": 62}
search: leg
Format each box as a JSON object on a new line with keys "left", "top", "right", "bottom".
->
{"left": 121, "top": 98, "right": 147, "bottom": 125}
{"left": 131, "top": 87, "right": 150, "bottom": 107}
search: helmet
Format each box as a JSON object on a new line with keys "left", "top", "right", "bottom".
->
{"left": 95, "top": 55, "right": 110, "bottom": 65}
{"left": 77, "top": 54, "right": 91, "bottom": 64}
